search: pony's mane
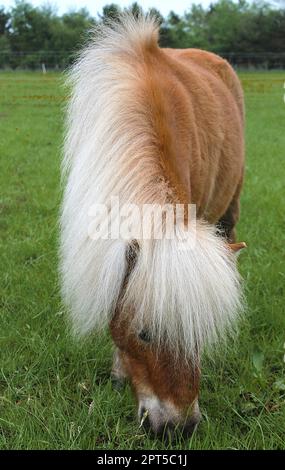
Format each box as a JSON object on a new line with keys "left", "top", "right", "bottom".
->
{"left": 60, "top": 14, "right": 243, "bottom": 360}
{"left": 63, "top": 13, "right": 168, "bottom": 202}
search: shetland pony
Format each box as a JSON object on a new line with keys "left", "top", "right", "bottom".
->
{"left": 60, "top": 14, "right": 245, "bottom": 436}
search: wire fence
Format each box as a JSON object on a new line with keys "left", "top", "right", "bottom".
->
{"left": 0, "top": 50, "right": 285, "bottom": 70}
{"left": 0, "top": 50, "right": 74, "bottom": 70}
{"left": 221, "top": 52, "right": 285, "bottom": 69}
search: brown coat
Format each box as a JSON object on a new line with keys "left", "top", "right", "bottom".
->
{"left": 140, "top": 46, "right": 244, "bottom": 226}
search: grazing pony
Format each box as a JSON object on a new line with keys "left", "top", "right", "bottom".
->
{"left": 60, "top": 14, "right": 245, "bottom": 436}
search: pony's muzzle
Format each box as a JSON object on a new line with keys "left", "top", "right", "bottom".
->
{"left": 138, "top": 398, "right": 201, "bottom": 438}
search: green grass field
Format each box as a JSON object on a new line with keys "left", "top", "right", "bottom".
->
{"left": 1, "top": 70, "right": 285, "bottom": 450}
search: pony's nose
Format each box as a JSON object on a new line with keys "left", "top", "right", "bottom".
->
{"left": 139, "top": 406, "right": 201, "bottom": 438}
{"left": 180, "top": 413, "right": 202, "bottom": 437}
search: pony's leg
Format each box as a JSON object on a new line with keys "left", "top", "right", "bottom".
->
{"left": 218, "top": 180, "right": 243, "bottom": 243}
{"left": 111, "top": 348, "right": 128, "bottom": 390}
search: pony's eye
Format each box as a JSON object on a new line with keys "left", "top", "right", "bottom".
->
{"left": 138, "top": 329, "right": 151, "bottom": 343}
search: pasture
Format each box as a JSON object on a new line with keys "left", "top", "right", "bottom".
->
{"left": 0, "top": 70, "right": 285, "bottom": 450}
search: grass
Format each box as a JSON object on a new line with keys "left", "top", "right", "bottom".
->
{"left": 0, "top": 70, "right": 285, "bottom": 450}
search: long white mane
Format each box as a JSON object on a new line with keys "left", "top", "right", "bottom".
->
{"left": 60, "top": 14, "right": 243, "bottom": 359}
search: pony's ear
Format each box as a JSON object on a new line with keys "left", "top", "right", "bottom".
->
{"left": 228, "top": 242, "right": 247, "bottom": 256}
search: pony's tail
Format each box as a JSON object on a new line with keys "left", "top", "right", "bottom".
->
{"left": 121, "top": 222, "right": 243, "bottom": 360}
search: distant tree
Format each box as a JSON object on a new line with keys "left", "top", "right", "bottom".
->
{"left": 242, "top": 2, "right": 285, "bottom": 52}
{"left": 168, "top": 11, "right": 181, "bottom": 26}
{"left": 99, "top": 4, "right": 121, "bottom": 22}
{"left": 166, "top": 11, "right": 190, "bottom": 48}
{"left": 204, "top": 0, "right": 249, "bottom": 52}
{"left": 183, "top": 5, "right": 209, "bottom": 48}
{"left": 157, "top": 11, "right": 176, "bottom": 48}
{"left": 50, "top": 8, "right": 95, "bottom": 66}
{"left": 148, "top": 7, "right": 164, "bottom": 24}
{"left": 0, "top": 6, "right": 10, "bottom": 34}
{"left": 0, "top": 7, "right": 11, "bottom": 67}
{"left": 9, "top": 1, "right": 53, "bottom": 52}
{"left": 126, "top": 2, "right": 143, "bottom": 18}
{"left": 7, "top": 1, "right": 55, "bottom": 67}
{"left": 7, "top": 1, "right": 94, "bottom": 68}
{"left": 61, "top": 8, "right": 94, "bottom": 45}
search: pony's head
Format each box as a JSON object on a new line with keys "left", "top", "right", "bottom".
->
{"left": 110, "top": 319, "right": 202, "bottom": 437}
{"left": 109, "top": 239, "right": 245, "bottom": 437}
